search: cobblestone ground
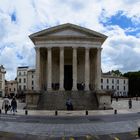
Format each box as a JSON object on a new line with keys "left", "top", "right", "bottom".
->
{"left": 0, "top": 131, "right": 139, "bottom": 140}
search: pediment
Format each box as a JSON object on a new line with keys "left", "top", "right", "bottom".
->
{"left": 42, "top": 29, "right": 90, "bottom": 37}
{"left": 29, "top": 23, "right": 107, "bottom": 41}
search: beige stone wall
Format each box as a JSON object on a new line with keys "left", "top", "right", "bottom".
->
{"left": 90, "top": 49, "right": 96, "bottom": 90}
{"left": 5, "top": 80, "right": 17, "bottom": 96}
{"left": 77, "top": 48, "right": 85, "bottom": 83}
{"left": 52, "top": 48, "right": 59, "bottom": 84}
{"left": 0, "top": 65, "right": 6, "bottom": 97}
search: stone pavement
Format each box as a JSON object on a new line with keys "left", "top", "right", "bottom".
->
{"left": 0, "top": 114, "right": 140, "bottom": 139}
{"left": 0, "top": 97, "right": 140, "bottom": 116}
{"left": 0, "top": 97, "right": 140, "bottom": 139}
{"left": 0, "top": 114, "right": 140, "bottom": 137}
{"left": 0, "top": 131, "right": 139, "bottom": 140}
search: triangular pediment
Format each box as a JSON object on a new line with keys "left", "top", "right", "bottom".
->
{"left": 29, "top": 23, "right": 107, "bottom": 41}
{"left": 41, "top": 29, "right": 90, "bottom": 37}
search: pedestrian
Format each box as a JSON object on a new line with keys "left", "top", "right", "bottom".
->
{"left": 11, "top": 97, "right": 17, "bottom": 115}
{"left": 2, "top": 96, "right": 10, "bottom": 114}
{"left": 66, "top": 98, "right": 73, "bottom": 110}
{"left": 128, "top": 98, "right": 132, "bottom": 109}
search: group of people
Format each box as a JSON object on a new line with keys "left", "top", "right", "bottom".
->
{"left": 2, "top": 96, "right": 17, "bottom": 115}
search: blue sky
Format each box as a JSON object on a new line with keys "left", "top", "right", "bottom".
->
{"left": 100, "top": 10, "right": 140, "bottom": 36}
{"left": 0, "top": 0, "right": 140, "bottom": 80}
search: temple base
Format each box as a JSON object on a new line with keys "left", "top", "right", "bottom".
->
{"left": 96, "top": 90, "right": 112, "bottom": 109}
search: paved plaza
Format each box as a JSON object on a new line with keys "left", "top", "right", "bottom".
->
{"left": 0, "top": 97, "right": 140, "bottom": 139}
{"left": 1, "top": 97, "right": 140, "bottom": 116}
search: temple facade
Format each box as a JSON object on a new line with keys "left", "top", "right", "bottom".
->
{"left": 30, "top": 23, "right": 107, "bottom": 92}
{"left": 28, "top": 23, "right": 111, "bottom": 110}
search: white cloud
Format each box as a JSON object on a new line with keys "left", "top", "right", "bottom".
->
{"left": 102, "top": 25, "right": 140, "bottom": 72}
{"left": 0, "top": 0, "right": 140, "bottom": 80}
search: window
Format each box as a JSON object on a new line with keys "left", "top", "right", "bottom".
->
{"left": 14, "top": 88, "right": 15, "bottom": 91}
{"left": 9, "top": 88, "right": 11, "bottom": 92}
{"left": 124, "top": 80, "right": 125, "bottom": 84}
{"left": 32, "top": 87, "right": 34, "bottom": 90}
{"left": 32, "top": 81, "right": 34, "bottom": 85}
{"left": 112, "top": 86, "right": 114, "bottom": 90}
{"left": 0, "top": 83, "right": 2, "bottom": 89}
{"left": 117, "top": 86, "right": 119, "bottom": 90}
{"left": 107, "top": 79, "right": 109, "bottom": 83}
{"left": 106, "top": 85, "right": 109, "bottom": 89}
{"left": 19, "top": 85, "right": 21, "bottom": 90}
{"left": 112, "top": 79, "right": 114, "bottom": 84}
{"left": 18, "top": 72, "right": 21, "bottom": 75}
{"left": 24, "top": 72, "right": 26, "bottom": 75}
{"left": 101, "top": 79, "right": 103, "bottom": 83}
{"left": 117, "top": 79, "right": 119, "bottom": 84}
{"left": 24, "top": 78, "right": 26, "bottom": 83}
{"left": 24, "top": 85, "right": 26, "bottom": 90}
{"left": 32, "top": 75, "right": 34, "bottom": 78}
{"left": 101, "top": 85, "right": 103, "bottom": 89}
{"left": 124, "top": 86, "right": 125, "bottom": 91}
{"left": 19, "top": 78, "right": 21, "bottom": 83}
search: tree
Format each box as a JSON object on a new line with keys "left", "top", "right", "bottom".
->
{"left": 111, "top": 70, "right": 122, "bottom": 76}
{"left": 123, "top": 71, "right": 140, "bottom": 97}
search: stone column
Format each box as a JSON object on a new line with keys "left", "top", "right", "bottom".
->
{"left": 85, "top": 47, "right": 90, "bottom": 91}
{"left": 35, "top": 47, "right": 41, "bottom": 91}
{"left": 72, "top": 47, "right": 77, "bottom": 91}
{"left": 47, "top": 47, "right": 52, "bottom": 90}
{"left": 95, "top": 48, "right": 102, "bottom": 90}
{"left": 59, "top": 47, "right": 64, "bottom": 90}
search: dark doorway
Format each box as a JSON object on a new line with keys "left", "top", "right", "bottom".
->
{"left": 64, "top": 65, "right": 72, "bottom": 90}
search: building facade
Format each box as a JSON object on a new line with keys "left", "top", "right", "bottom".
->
{"left": 30, "top": 23, "right": 107, "bottom": 92}
{"left": 101, "top": 72, "right": 128, "bottom": 97}
{"left": 0, "top": 65, "right": 6, "bottom": 97}
{"left": 17, "top": 66, "right": 28, "bottom": 93}
{"left": 27, "top": 23, "right": 113, "bottom": 110}
{"left": 5, "top": 80, "right": 17, "bottom": 97}
{"left": 17, "top": 67, "right": 36, "bottom": 93}
{"left": 27, "top": 69, "right": 35, "bottom": 91}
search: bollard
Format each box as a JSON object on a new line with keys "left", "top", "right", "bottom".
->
{"left": 25, "top": 110, "right": 28, "bottom": 115}
{"left": 55, "top": 110, "right": 58, "bottom": 116}
{"left": 0, "top": 109, "right": 1, "bottom": 114}
{"left": 86, "top": 110, "right": 88, "bottom": 115}
{"left": 138, "top": 127, "right": 140, "bottom": 137}
{"left": 114, "top": 109, "right": 117, "bottom": 114}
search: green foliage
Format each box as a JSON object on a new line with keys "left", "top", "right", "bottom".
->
{"left": 111, "top": 70, "right": 122, "bottom": 76}
{"left": 123, "top": 71, "right": 140, "bottom": 78}
{"left": 123, "top": 71, "right": 140, "bottom": 97}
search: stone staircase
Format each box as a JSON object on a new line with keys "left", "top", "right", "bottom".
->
{"left": 37, "top": 91, "right": 98, "bottom": 110}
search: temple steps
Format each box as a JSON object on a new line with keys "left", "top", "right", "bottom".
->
{"left": 37, "top": 91, "right": 98, "bottom": 110}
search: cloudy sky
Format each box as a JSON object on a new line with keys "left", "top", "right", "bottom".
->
{"left": 0, "top": 0, "right": 140, "bottom": 80}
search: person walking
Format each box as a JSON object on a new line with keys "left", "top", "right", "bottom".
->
{"left": 128, "top": 98, "right": 132, "bottom": 109}
{"left": 11, "top": 97, "right": 17, "bottom": 115}
{"left": 2, "top": 96, "right": 10, "bottom": 114}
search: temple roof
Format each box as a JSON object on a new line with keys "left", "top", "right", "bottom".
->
{"left": 29, "top": 23, "right": 107, "bottom": 43}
